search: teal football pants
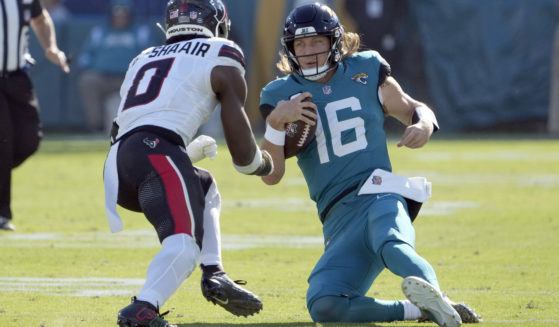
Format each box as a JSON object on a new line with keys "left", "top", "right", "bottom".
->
{"left": 307, "top": 193, "right": 439, "bottom": 322}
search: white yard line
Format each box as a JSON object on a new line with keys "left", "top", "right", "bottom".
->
{"left": 222, "top": 197, "right": 316, "bottom": 212}
{"left": 0, "top": 201, "right": 478, "bottom": 249}
{"left": 0, "top": 277, "right": 145, "bottom": 296}
{"left": 0, "top": 276, "right": 557, "bottom": 300}
{"left": 222, "top": 199, "right": 479, "bottom": 215}
{"left": 398, "top": 171, "right": 559, "bottom": 187}
{"left": 486, "top": 320, "right": 559, "bottom": 323}
{"left": 413, "top": 151, "right": 559, "bottom": 162}
{"left": 0, "top": 231, "right": 324, "bottom": 249}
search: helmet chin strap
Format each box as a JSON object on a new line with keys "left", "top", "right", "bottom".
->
{"left": 300, "top": 63, "right": 331, "bottom": 81}
{"left": 297, "top": 52, "right": 335, "bottom": 81}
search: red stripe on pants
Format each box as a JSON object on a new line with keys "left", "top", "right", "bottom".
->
{"left": 148, "top": 154, "right": 191, "bottom": 236}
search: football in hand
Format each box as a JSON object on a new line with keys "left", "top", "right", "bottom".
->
{"left": 284, "top": 98, "right": 317, "bottom": 158}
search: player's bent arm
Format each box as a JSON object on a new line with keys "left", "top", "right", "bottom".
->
{"left": 380, "top": 76, "right": 438, "bottom": 148}
{"left": 268, "top": 93, "right": 318, "bottom": 127}
{"left": 380, "top": 76, "right": 423, "bottom": 124}
{"left": 212, "top": 65, "right": 272, "bottom": 176}
{"left": 260, "top": 127, "right": 286, "bottom": 185}
{"left": 30, "top": 10, "right": 69, "bottom": 73}
{"left": 258, "top": 94, "right": 317, "bottom": 184}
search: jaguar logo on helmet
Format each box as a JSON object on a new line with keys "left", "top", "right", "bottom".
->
{"left": 165, "top": 0, "right": 230, "bottom": 41}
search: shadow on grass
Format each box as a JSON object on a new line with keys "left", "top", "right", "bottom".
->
{"left": 176, "top": 324, "right": 315, "bottom": 327}
{"left": 176, "top": 323, "right": 428, "bottom": 327}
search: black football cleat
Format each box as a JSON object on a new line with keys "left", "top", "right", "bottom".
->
{"left": 117, "top": 297, "right": 175, "bottom": 327}
{"left": 449, "top": 302, "right": 482, "bottom": 323}
{"left": 201, "top": 271, "right": 263, "bottom": 317}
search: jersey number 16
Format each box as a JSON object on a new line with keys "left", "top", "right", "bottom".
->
{"left": 316, "top": 96, "right": 367, "bottom": 164}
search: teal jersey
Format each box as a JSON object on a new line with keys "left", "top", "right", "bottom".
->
{"left": 260, "top": 51, "right": 392, "bottom": 216}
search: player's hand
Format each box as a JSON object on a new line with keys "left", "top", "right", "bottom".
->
{"left": 268, "top": 92, "right": 317, "bottom": 130}
{"left": 187, "top": 135, "right": 217, "bottom": 163}
{"left": 45, "top": 47, "right": 70, "bottom": 73}
{"left": 397, "top": 120, "right": 433, "bottom": 149}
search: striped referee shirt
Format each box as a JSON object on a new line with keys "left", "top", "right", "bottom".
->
{"left": 0, "top": 0, "right": 42, "bottom": 74}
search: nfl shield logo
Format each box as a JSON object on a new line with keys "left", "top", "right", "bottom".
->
{"left": 322, "top": 85, "right": 332, "bottom": 95}
{"left": 170, "top": 9, "right": 179, "bottom": 19}
{"left": 190, "top": 11, "right": 198, "bottom": 19}
{"left": 372, "top": 176, "right": 382, "bottom": 185}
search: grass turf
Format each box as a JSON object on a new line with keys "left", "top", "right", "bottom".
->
{"left": 0, "top": 135, "right": 557, "bottom": 326}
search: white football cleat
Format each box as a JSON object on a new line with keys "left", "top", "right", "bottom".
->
{"left": 402, "top": 276, "right": 462, "bottom": 327}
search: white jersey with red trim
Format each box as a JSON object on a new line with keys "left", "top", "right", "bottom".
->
{"left": 114, "top": 37, "right": 246, "bottom": 145}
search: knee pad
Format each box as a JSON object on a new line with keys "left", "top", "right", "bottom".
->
{"left": 308, "top": 295, "right": 349, "bottom": 322}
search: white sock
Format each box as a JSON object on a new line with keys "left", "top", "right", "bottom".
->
{"left": 137, "top": 233, "right": 200, "bottom": 308}
{"left": 401, "top": 300, "right": 422, "bottom": 320}
{"left": 199, "top": 181, "right": 222, "bottom": 267}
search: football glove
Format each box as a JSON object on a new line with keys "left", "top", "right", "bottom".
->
{"left": 187, "top": 135, "right": 217, "bottom": 163}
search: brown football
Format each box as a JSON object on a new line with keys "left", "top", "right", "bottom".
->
{"left": 284, "top": 105, "right": 317, "bottom": 158}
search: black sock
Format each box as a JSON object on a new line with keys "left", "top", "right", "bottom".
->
{"left": 201, "top": 264, "right": 224, "bottom": 275}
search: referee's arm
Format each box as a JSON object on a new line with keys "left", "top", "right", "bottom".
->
{"left": 29, "top": 9, "right": 70, "bottom": 73}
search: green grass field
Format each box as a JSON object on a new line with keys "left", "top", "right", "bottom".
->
{"left": 0, "top": 135, "right": 558, "bottom": 327}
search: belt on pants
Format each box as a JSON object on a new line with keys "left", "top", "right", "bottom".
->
{"left": 319, "top": 183, "right": 360, "bottom": 224}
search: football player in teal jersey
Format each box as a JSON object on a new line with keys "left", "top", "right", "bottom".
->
{"left": 259, "top": 3, "right": 479, "bottom": 326}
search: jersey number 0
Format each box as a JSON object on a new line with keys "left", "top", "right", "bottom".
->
{"left": 123, "top": 58, "right": 175, "bottom": 111}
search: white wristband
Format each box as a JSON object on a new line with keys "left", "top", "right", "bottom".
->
{"left": 415, "top": 106, "right": 440, "bottom": 131}
{"left": 264, "top": 123, "right": 286, "bottom": 146}
{"left": 233, "top": 147, "right": 263, "bottom": 175}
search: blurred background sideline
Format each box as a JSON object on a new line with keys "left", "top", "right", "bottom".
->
{"left": 29, "top": 0, "right": 559, "bottom": 136}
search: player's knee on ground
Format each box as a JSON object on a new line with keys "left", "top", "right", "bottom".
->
{"left": 308, "top": 295, "right": 349, "bottom": 322}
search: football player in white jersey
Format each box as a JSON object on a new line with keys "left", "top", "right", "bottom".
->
{"left": 103, "top": 0, "right": 272, "bottom": 326}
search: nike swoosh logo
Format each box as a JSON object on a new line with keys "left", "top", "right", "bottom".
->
{"left": 376, "top": 194, "right": 392, "bottom": 200}
{"left": 214, "top": 297, "right": 229, "bottom": 305}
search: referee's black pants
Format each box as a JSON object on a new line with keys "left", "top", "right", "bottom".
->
{"left": 0, "top": 71, "right": 42, "bottom": 220}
